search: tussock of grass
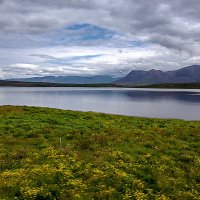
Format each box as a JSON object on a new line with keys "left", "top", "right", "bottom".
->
{"left": 0, "top": 106, "right": 199, "bottom": 199}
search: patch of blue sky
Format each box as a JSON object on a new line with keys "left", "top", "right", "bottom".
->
{"left": 41, "top": 23, "right": 148, "bottom": 49}
{"left": 66, "top": 23, "right": 115, "bottom": 40}
{"left": 41, "top": 23, "right": 115, "bottom": 46}
{"left": 44, "top": 54, "right": 103, "bottom": 65}
{"left": 71, "top": 54, "right": 104, "bottom": 60}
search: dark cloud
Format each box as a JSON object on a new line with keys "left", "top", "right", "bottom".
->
{"left": 0, "top": 0, "right": 199, "bottom": 47}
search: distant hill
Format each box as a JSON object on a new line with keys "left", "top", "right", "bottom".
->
{"left": 8, "top": 75, "right": 120, "bottom": 84}
{"left": 5, "top": 65, "right": 200, "bottom": 86}
{"left": 0, "top": 80, "right": 115, "bottom": 87}
{"left": 114, "top": 65, "right": 200, "bottom": 84}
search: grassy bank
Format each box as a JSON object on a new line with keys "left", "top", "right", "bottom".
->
{"left": 0, "top": 106, "right": 199, "bottom": 199}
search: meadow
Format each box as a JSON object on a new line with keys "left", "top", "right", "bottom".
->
{"left": 0, "top": 106, "right": 199, "bottom": 200}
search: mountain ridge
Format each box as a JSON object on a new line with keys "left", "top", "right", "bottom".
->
{"left": 6, "top": 65, "right": 200, "bottom": 85}
{"left": 114, "top": 65, "right": 200, "bottom": 84}
{"left": 7, "top": 75, "right": 120, "bottom": 84}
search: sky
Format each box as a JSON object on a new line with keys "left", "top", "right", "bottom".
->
{"left": 0, "top": 0, "right": 200, "bottom": 78}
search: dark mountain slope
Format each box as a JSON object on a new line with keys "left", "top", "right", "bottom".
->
{"left": 115, "top": 65, "right": 200, "bottom": 84}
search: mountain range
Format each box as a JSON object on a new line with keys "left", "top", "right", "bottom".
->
{"left": 6, "top": 65, "right": 200, "bottom": 85}
{"left": 114, "top": 65, "right": 200, "bottom": 84}
{"left": 8, "top": 75, "right": 119, "bottom": 84}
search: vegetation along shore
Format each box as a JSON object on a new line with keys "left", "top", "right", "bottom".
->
{"left": 0, "top": 106, "right": 199, "bottom": 199}
{"left": 0, "top": 80, "right": 200, "bottom": 89}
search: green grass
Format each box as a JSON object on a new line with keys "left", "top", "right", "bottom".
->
{"left": 0, "top": 106, "right": 199, "bottom": 200}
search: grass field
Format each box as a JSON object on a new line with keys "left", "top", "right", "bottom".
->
{"left": 0, "top": 106, "right": 199, "bottom": 199}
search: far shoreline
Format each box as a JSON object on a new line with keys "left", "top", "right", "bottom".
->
{"left": 0, "top": 80, "right": 200, "bottom": 89}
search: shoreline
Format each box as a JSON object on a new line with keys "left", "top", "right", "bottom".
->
{"left": 1, "top": 105, "right": 200, "bottom": 121}
{"left": 0, "top": 80, "right": 200, "bottom": 89}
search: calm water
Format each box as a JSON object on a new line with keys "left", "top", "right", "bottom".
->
{"left": 0, "top": 87, "right": 200, "bottom": 120}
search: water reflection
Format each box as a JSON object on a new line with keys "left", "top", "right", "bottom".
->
{"left": 9, "top": 88, "right": 200, "bottom": 103}
{"left": 122, "top": 90, "right": 200, "bottom": 103}
{"left": 0, "top": 87, "right": 199, "bottom": 120}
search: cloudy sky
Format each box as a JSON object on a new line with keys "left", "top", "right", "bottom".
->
{"left": 0, "top": 0, "right": 200, "bottom": 78}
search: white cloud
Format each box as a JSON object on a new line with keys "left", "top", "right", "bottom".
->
{"left": 0, "top": 0, "right": 199, "bottom": 78}
{"left": 10, "top": 63, "right": 40, "bottom": 70}
{"left": 1, "top": 44, "right": 190, "bottom": 78}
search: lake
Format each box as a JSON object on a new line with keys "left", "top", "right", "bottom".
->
{"left": 0, "top": 87, "right": 200, "bottom": 120}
